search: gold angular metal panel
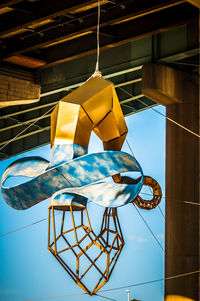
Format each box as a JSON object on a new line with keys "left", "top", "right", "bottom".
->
{"left": 60, "top": 76, "right": 112, "bottom": 105}
{"left": 51, "top": 103, "right": 59, "bottom": 146}
{"left": 112, "top": 87, "right": 128, "bottom": 135}
{"left": 93, "top": 110, "right": 121, "bottom": 142}
{"left": 83, "top": 85, "right": 113, "bottom": 126}
{"left": 92, "top": 85, "right": 127, "bottom": 147}
{"left": 51, "top": 101, "right": 93, "bottom": 147}
{"left": 52, "top": 101, "right": 80, "bottom": 145}
{"left": 74, "top": 106, "right": 93, "bottom": 147}
{"left": 50, "top": 76, "right": 128, "bottom": 151}
{"left": 103, "top": 132, "right": 127, "bottom": 151}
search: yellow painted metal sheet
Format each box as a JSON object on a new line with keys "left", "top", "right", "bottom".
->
{"left": 52, "top": 101, "right": 80, "bottom": 144}
{"left": 51, "top": 102, "right": 93, "bottom": 147}
{"left": 103, "top": 132, "right": 127, "bottom": 151}
{"left": 60, "top": 76, "right": 112, "bottom": 105}
{"left": 74, "top": 106, "right": 93, "bottom": 147}
{"left": 51, "top": 103, "right": 59, "bottom": 146}
{"left": 51, "top": 76, "right": 128, "bottom": 151}
{"left": 83, "top": 84, "right": 113, "bottom": 125}
{"left": 112, "top": 87, "right": 128, "bottom": 135}
{"left": 94, "top": 110, "right": 120, "bottom": 142}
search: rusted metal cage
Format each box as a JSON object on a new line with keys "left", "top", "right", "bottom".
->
{"left": 48, "top": 205, "right": 124, "bottom": 295}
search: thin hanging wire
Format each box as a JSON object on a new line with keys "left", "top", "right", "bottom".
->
{"left": 0, "top": 194, "right": 164, "bottom": 239}
{"left": 0, "top": 104, "right": 56, "bottom": 153}
{"left": 101, "top": 270, "right": 200, "bottom": 292}
{"left": 93, "top": 0, "right": 102, "bottom": 77}
{"left": 119, "top": 86, "right": 200, "bottom": 139}
{"left": 0, "top": 217, "right": 48, "bottom": 238}
{"left": 126, "top": 138, "right": 165, "bottom": 220}
{"left": 94, "top": 293, "right": 118, "bottom": 301}
{"left": 126, "top": 120, "right": 165, "bottom": 231}
{"left": 125, "top": 139, "right": 135, "bottom": 157}
{"left": 147, "top": 186, "right": 165, "bottom": 218}
{"left": 133, "top": 204, "right": 165, "bottom": 252}
{"left": 0, "top": 212, "right": 61, "bottom": 238}
{"left": 158, "top": 204, "right": 165, "bottom": 218}
{"left": 0, "top": 203, "right": 95, "bottom": 239}
{"left": 25, "top": 270, "right": 200, "bottom": 300}
{"left": 25, "top": 292, "right": 118, "bottom": 301}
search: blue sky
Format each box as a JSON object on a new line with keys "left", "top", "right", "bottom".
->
{"left": 0, "top": 105, "right": 165, "bottom": 301}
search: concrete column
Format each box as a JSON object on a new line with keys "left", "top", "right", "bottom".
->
{"left": 165, "top": 71, "right": 199, "bottom": 301}
{"left": 142, "top": 63, "right": 199, "bottom": 300}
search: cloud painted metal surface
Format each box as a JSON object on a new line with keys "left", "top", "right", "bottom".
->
{"left": 1, "top": 148, "right": 143, "bottom": 210}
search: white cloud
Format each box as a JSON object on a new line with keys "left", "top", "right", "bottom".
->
{"left": 128, "top": 234, "right": 148, "bottom": 243}
{"left": 157, "top": 233, "right": 164, "bottom": 240}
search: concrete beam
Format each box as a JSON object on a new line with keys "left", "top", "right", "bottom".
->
{"left": 0, "top": 73, "right": 41, "bottom": 107}
{"left": 142, "top": 63, "right": 200, "bottom": 300}
{"left": 142, "top": 63, "right": 187, "bottom": 105}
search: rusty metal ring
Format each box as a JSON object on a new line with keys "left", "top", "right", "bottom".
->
{"left": 132, "top": 176, "right": 162, "bottom": 210}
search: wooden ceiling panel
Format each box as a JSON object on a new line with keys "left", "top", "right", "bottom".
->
{"left": 0, "top": 0, "right": 198, "bottom": 71}
{"left": 3, "top": 54, "right": 46, "bottom": 68}
{"left": 0, "top": 7, "right": 13, "bottom": 15}
{"left": 41, "top": 31, "right": 94, "bottom": 49}
{"left": 0, "top": 19, "right": 54, "bottom": 39}
{"left": 0, "top": 0, "right": 196, "bottom": 69}
{"left": 186, "top": 0, "right": 200, "bottom": 8}
{"left": 111, "top": 0, "right": 185, "bottom": 25}
{"left": 0, "top": 0, "right": 24, "bottom": 9}
{"left": 37, "top": 3, "right": 198, "bottom": 68}
{"left": 68, "top": 0, "right": 109, "bottom": 14}
{"left": 0, "top": 0, "right": 110, "bottom": 39}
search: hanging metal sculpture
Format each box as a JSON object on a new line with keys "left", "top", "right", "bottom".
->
{"left": 1, "top": 75, "right": 162, "bottom": 295}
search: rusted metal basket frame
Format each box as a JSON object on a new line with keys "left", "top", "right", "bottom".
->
{"left": 48, "top": 205, "right": 124, "bottom": 295}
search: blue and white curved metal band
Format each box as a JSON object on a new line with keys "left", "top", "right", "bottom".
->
{"left": 1, "top": 150, "right": 143, "bottom": 210}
